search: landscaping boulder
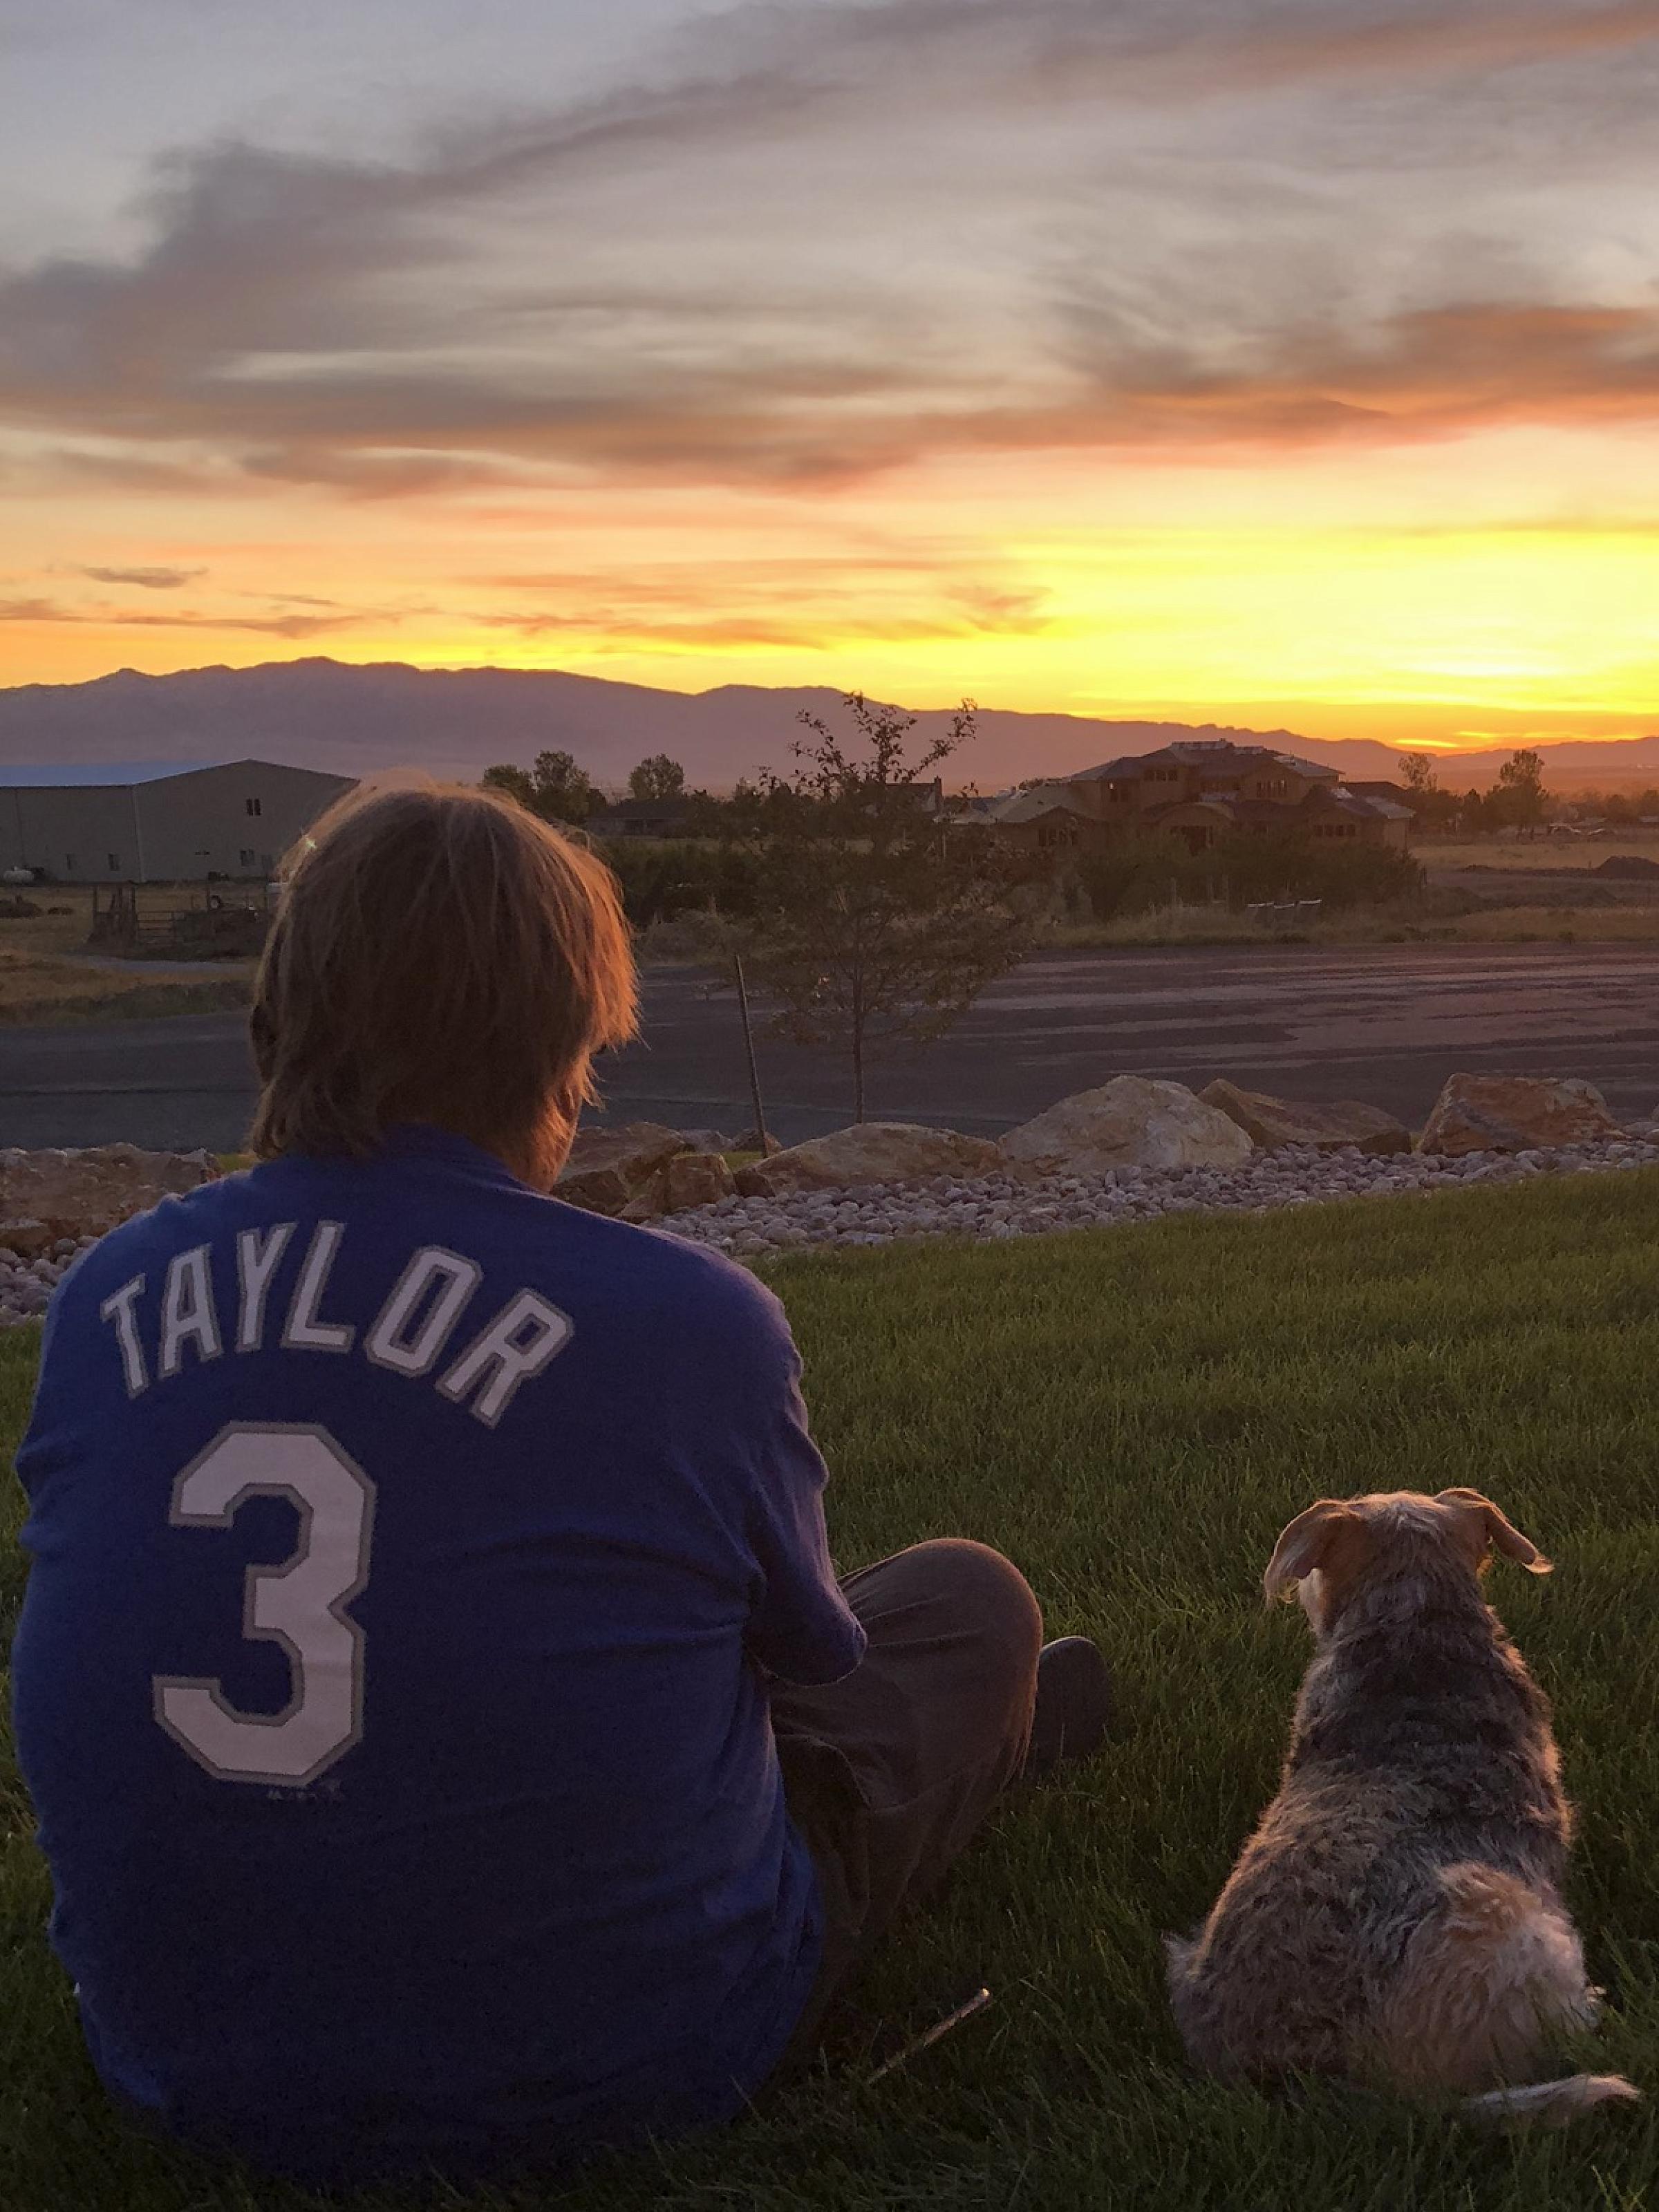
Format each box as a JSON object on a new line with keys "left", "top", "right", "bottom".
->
{"left": 1418, "top": 1073, "right": 1621, "bottom": 1156}
{"left": 731, "top": 1128, "right": 783, "bottom": 1157}
{"left": 0, "top": 1219, "right": 53, "bottom": 1260}
{"left": 0, "top": 1145, "right": 218, "bottom": 1241}
{"left": 556, "top": 1123, "right": 688, "bottom": 1215}
{"left": 675, "top": 1128, "right": 735, "bottom": 1155}
{"left": 1003, "top": 1078, "right": 1253, "bottom": 1175}
{"left": 1199, "top": 1079, "right": 1411, "bottom": 1156}
{"left": 618, "top": 1152, "right": 739, "bottom": 1224}
{"left": 735, "top": 1123, "right": 1005, "bottom": 1198}
{"left": 617, "top": 1170, "right": 671, "bottom": 1224}
{"left": 662, "top": 1151, "right": 737, "bottom": 1213}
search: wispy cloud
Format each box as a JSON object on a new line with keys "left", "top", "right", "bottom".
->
{"left": 473, "top": 549, "right": 1056, "bottom": 650}
{"left": 0, "top": 595, "right": 364, "bottom": 637}
{"left": 79, "top": 562, "right": 203, "bottom": 588}
{"left": 3, "top": 0, "right": 1659, "bottom": 496}
{"left": 0, "top": 598, "right": 73, "bottom": 625}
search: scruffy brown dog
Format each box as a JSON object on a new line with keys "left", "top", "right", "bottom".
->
{"left": 1166, "top": 1488, "right": 1638, "bottom": 2124}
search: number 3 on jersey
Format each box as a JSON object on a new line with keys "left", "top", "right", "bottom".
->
{"left": 153, "top": 1424, "right": 376, "bottom": 1787}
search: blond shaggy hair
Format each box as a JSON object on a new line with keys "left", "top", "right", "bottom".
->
{"left": 250, "top": 782, "right": 637, "bottom": 1184}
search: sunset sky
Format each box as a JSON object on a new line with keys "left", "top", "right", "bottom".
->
{"left": 5, "top": 0, "right": 1659, "bottom": 749}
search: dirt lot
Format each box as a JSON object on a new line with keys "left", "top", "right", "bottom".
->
{"left": 0, "top": 886, "right": 258, "bottom": 1022}
{"left": 1421, "top": 834, "right": 1659, "bottom": 870}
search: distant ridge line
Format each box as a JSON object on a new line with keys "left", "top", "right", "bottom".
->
{"left": 1, "top": 657, "right": 1656, "bottom": 793}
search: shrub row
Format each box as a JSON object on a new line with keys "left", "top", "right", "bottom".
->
{"left": 595, "top": 831, "right": 1423, "bottom": 930}
{"left": 1076, "top": 834, "right": 1423, "bottom": 919}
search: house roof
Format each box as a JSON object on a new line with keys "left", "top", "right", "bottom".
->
{"left": 1312, "top": 787, "right": 1414, "bottom": 822}
{"left": 984, "top": 786, "right": 1094, "bottom": 826}
{"left": 972, "top": 764, "right": 1410, "bottom": 834}
{"left": 1065, "top": 741, "right": 1338, "bottom": 785}
{"left": 1342, "top": 778, "right": 1414, "bottom": 803}
{"left": 1146, "top": 787, "right": 1411, "bottom": 828}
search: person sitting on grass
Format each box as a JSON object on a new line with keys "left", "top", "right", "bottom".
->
{"left": 11, "top": 782, "right": 1112, "bottom": 2191}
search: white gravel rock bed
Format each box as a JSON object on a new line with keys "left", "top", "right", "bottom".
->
{"left": 3, "top": 1134, "right": 1658, "bottom": 1322}
{"left": 662, "top": 1134, "right": 1659, "bottom": 1262}
{"left": 0, "top": 1237, "right": 99, "bottom": 1328}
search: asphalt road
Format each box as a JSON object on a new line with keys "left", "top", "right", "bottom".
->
{"left": 6, "top": 944, "right": 1659, "bottom": 1154}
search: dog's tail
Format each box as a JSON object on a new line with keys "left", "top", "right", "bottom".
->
{"left": 1462, "top": 2074, "right": 1640, "bottom": 2129}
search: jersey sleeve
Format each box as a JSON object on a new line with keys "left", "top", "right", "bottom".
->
{"left": 738, "top": 1303, "right": 867, "bottom": 1689}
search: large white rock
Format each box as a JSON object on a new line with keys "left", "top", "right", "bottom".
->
{"left": 0, "top": 1218, "right": 53, "bottom": 1260}
{"left": 659, "top": 1151, "right": 738, "bottom": 1215}
{"left": 556, "top": 1123, "right": 689, "bottom": 1215}
{"left": 1200, "top": 1079, "right": 1411, "bottom": 1156}
{"left": 735, "top": 1122, "right": 1004, "bottom": 1197}
{"left": 1418, "top": 1074, "right": 1620, "bottom": 1156}
{"left": 1003, "top": 1078, "right": 1254, "bottom": 1174}
{"left": 0, "top": 1144, "right": 218, "bottom": 1240}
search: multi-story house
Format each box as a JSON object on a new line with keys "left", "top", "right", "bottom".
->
{"left": 980, "top": 739, "right": 1412, "bottom": 856}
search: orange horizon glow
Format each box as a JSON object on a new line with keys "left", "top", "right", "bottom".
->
{"left": 8, "top": 425, "right": 1659, "bottom": 755}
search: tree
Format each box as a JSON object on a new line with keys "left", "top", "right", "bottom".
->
{"left": 1494, "top": 747, "right": 1546, "bottom": 835}
{"left": 627, "top": 754, "right": 686, "bottom": 801}
{"left": 481, "top": 749, "right": 598, "bottom": 825}
{"left": 746, "top": 693, "right": 1032, "bottom": 1122}
{"left": 481, "top": 762, "right": 536, "bottom": 809}
{"left": 1397, "top": 748, "right": 1463, "bottom": 832}
{"left": 529, "top": 748, "right": 600, "bottom": 825}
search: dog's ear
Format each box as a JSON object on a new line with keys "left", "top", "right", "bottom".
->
{"left": 1262, "top": 1499, "right": 1363, "bottom": 1606}
{"left": 1435, "top": 1488, "right": 1553, "bottom": 1576}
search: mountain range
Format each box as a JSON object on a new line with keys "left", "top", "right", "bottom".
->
{"left": 3, "top": 659, "right": 1658, "bottom": 794}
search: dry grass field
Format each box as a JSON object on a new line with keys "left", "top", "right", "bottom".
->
{"left": 8, "top": 850, "right": 1659, "bottom": 1013}
{"left": 0, "top": 889, "right": 256, "bottom": 1023}
{"left": 0, "top": 950, "right": 253, "bottom": 1024}
{"left": 1421, "top": 836, "right": 1659, "bottom": 872}
{"left": 1436, "top": 903, "right": 1659, "bottom": 941}
{"left": 0, "top": 885, "right": 228, "bottom": 956}
{"left": 1051, "top": 900, "right": 1659, "bottom": 948}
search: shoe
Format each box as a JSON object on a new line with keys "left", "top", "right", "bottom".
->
{"left": 1022, "top": 1637, "right": 1113, "bottom": 1780}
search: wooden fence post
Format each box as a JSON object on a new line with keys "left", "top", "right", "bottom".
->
{"left": 732, "top": 954, "right": 770, "bottom": 1151}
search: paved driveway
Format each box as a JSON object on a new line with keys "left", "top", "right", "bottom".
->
{"left": 3, "top": 944, "right": 1658, "bottom": 1152}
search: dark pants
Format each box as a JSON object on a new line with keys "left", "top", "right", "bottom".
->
{"left": 769, "top": 1539, "right": 1044, "bottom": 2058}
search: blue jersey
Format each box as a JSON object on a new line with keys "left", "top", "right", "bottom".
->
{"left": 11, "top": 1127, "right": 865, "bottom": 2187}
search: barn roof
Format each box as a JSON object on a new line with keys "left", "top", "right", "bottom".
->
{"left": 0, "top": 759, "right": 350, "bottom": 791}
{"left": 0, "top": 760, "right": 234, "bottom": 788}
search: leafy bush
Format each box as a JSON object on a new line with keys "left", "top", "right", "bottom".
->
{"left": 595, "top": 838, "right": 762, "bottom": 928}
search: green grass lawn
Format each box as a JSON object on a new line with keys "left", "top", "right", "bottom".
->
{"left": 3, "top": 1174, "right": 1659, "bottom": 2210}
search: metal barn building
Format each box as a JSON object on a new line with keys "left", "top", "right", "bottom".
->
{"left": 0, "top": 760, "right": 354, "bottom": 883}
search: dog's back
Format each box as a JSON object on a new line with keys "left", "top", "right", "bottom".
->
{"left": 1167, "top": 1490, "right": 1636, "bottom": 2121}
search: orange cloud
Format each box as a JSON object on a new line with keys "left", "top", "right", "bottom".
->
{"left": 0, "top": 596, "right": 364, "bottom": 639}
{"left": 79, "top": 563, "right": 204, "bottom": 588}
